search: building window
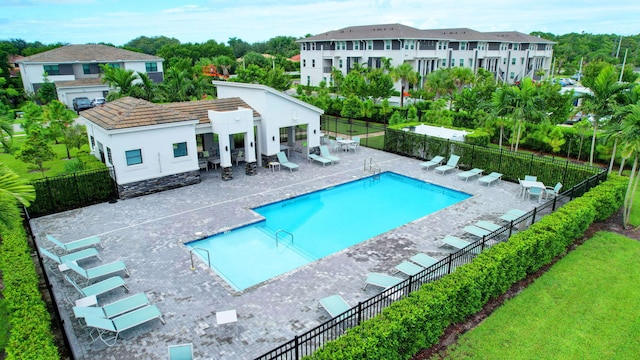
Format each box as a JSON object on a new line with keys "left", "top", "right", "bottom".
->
{"left": 478, "top": 43, "right": 486, "bottom": 50}
{"left": 43, "top": 65, "right": 59, "bottom": 75}
{"left": 312, "top": 59, "right": 315, "bottom": 67}
{"left": 529, "top": 44, "right": 537, "bottom": 51}
{"left": 469, "top": 58, "right": 473, "bottom": 67}
{"left": 353, "top": 41, "right": 359, "bottom": 50}
{"left": 145, "top": 62, "right": 158, "bottom": 72}
{"left": 513, "top": 44, "right": 519, "bottom": 51}
{"left": 451, "top": 58, "right": 455, "bottom": 67}
{"left": 510, "top": 72, "right": 515, "bottom": 79}
{"left": 460, "top": 59, "right": 464, "bottom": 67}
{"left": 503, "top": 58, "right": 507, "bottom": 65}
{"left": 302, "top": 43, "right": 307, "bottom": 51}
{"left": 339, "top": 59, "right": 343, "bottom": 68}
{"left": 125, "top": 149, "right": 143, "bottom": 166}
{"left": 82, "top": 64, "right": 91, "bottom": 74}
{"left": 90, "top": 136, "right": 95, "bottom": 148}
{"left": 441, "top": 59, "right": 446, "bottom": 67}
{"left": 173, "top": 142, "right": 188, "bottom": 158}
{"left": 384, "top": 40, "right": 391, "bottom": 50}
{"left": 303, "top": 59, "right": 306, "bottom": 67}
{"left": 511, "top": 58, "right": 516, "bottom": 65}
{"left": 311, "top": 43, "right": 316, "bottom": 50}
{"left": 108, "top": 63, "right": 120, "bottom": 69}
{"left": 404, "top": 40, "right": 415, "bottom": 50}
{"left": 306, "top": 76, "right": 310, "bottom": 85}
{"left": 460, "top": 42, "right": 467, "bottom": 50}
{"left": 336, "top": 41, "right": 346, "bottom": 50}
{"left": 366, "top": 41, "right": 373, "bottom": 50}
{"left": 521, "top": 57, "right": 525, "bottom": 64}
{"left": 106, "top": 147, "right": 113, "bottom": 164}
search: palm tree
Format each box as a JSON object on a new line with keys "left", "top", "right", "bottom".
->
{"left": 0, "top": 162, "right": 36, "bottom": 228}
{"left": 580, "top": 65, "right": 628, "bottom": 165}
{"left": 162, "top": 67, "right": 194, "bottom": 102}
{"left": 425, "top": 69, "right": 455, "bottom": 100}
{"left": 451, "top": 67, "right": 476, "bottom": 93}
{"left": 390, "top": 63, "right": 418, "bottom": 107}
{"left": 618, "top": 104, "right": 640, "bottom": 227}
{"left": 100, "top": 65, "right": 139, "bottom": 100}
{"left": 0, "top": 104, "right": 13, "bottom": 152}
{"left": 599, "top": 122, "right": 622, "bottom": 174}
{"left": 132, "top": 72, "right": 157, "bottom": 101}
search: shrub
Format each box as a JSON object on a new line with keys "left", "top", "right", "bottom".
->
{"left": 465, "top": 130, "right": 490, "bottom": 146}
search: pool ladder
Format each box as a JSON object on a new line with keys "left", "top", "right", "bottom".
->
{"left": 190, "top": 247, "right": 211, "bottom": 270}
{"left": 275, "top": 229, "right": 294, "bottom": 247}
{"left": 364, "top": 158, "right": 381, "bottom": 175}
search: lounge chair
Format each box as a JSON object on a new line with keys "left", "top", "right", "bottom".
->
{"left": 318, "top": 294, "right": 351, "bottom": 318}
{"left": 394, "top": 261, "right": 424, "bottom": 276}
{"left": 362, "top": 272, "right": 403, "bottom": 290}
{"left": 545, "top": 182, "right": 563, "bottom": 197}
{"left": 308, "top": 153, "right": 332, "bottom": 166}
{"left": 457, "top": 168, "right": 483, "bottom": 181}
{"left": 319, "top": 145, "right": 341, "bottom": 163}
{"left": 463, "top": 225, "right": 491, "bottom": 238}
{"left": 64, "top": 274, "right": 129, "bottom": 300}
{"left": 409, "top": 253, "right": 437, "bottom": 268}
{"left": 500, "top": 209, "right": 527, "bottom": 222}
{"left": 73, "top": 293, "right": 150, "bottom": 320}
{"left": 276, "top": 151, "right": 299, "bottom": 172}
{"left": 46, "top": 234, "right": 102, "bottom": 252}
{"left": 169, "top": 343, "right": 194, "bottom": 360}
{"left": 477, "top": 172, "right": 503, "bottom": 186}
{"left": 419, "top": 156, "right": 444, "bottom": 170}
{"left": 39, "top": 247, "right": 101, "bottom": 269}
{"left": 434, "top": 155, "right": 460, "bottom": 175}
{"left": 475, "top": 220, "right": 502, "bottom": 232}
{"left": 441, "top": 235, "right": 478, "bottom": 253}
{"left": 84, "top": 304, "right": 165, "bottom": 346}
{"left": 66, "top": 260, "right": 129, "bottom": 284}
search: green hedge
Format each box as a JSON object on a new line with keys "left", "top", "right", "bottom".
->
{"left": 0, "top": 203, "right": 59, "bottom": 359}
{"left": 308, "top": 175, "right": 628, "bottom": 359}
{"left": 465, "top": 130, "right": 490, "bottom": 146}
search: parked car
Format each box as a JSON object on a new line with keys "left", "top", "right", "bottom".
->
{"left": 91, "top": 97, "right": 106, "bottom": 106}
{"left": 72, "top": 97, "right": 92, "bottom": 112}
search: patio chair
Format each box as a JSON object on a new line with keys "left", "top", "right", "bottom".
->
{"left": 276, "top": 151, "right": 299, "bottom": 172}
{"left": 434, "top": 155, "right": 460, "bottom": 175}
{"left": 39, "top": 246, "right": 101, "bottom": 270}
{"left": 63, "top": 274, "right": 129, "bottom": 301}
{"left": 545, "top": 182, "right": 563, "bottom": 198}
{"left": 234, "top": 150, "right": 245, "bottom": 166}
{"left": 84, "top": 304, "right": 165, "bottom": 346}
{"left": 441, "top": 235, "right": 478, "bottom": 253}
{"left": 409, "top": 253, "right": 438, "bottom": 268}
{"left": 463, "top": 225, "right": 491, "bottom": 238}
{"left": 66, "top": 260, "right": 129, "bottom": 284}
{"left": 524, "top": 175, "right": 537, "bottom": 181}
{"left": 500, "top": 209, "right": 527, "bottom": 222}
{"left": 330, "top": 139, "right": 341, "bottom": 152}
{"left": 73, "top": 292, "right": 150, "bottom": 320}
{"left": 394, "top": 261, "right": 424, "bottom": 276}
{"left": 319, "top": 145, "right": 341, "bottom": 163}
{"left": 527, "top": 186, "right": 544, "bottom": 202}
{"left": 308, "top": 153, "right": 332, "bottom": 166}
{"left": 348, "top": 136, "right": 360, "bottom": 153}
{"left": 318, "top": 294, "right": 351, "bottom": 318}
{"left": 46, "top": 234, "right": 102, "bottom": 253}
{"left": 419, "top": 156, "right": 444, "bottom": 171}
{"left": 362, "top": 272, "right": 403, "bottom": 290}
{"left": 169, "top": 343, "right": 194, "bottom": 360}
{"left": 477, "top": 172, "right": 503, "bottom": 186}
{"left": 457, "top": 168, "right": 483, "bottom": 181}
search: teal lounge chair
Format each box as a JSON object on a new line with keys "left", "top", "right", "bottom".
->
{"left": 362, "top": 272, "right": 403, "bottom": 290}
{"left": 475, "top": 220, "right": 502, "bottom": 232}
{"left": 308, "top": 153, "right": 332, "bottom": 166}
{"left": 477, "top": 172, "right": 503, "bottom": 186}
{"left": 319, "top": 145, "right": 341, "bottom": 163}
{"left": 39, "top": 247, "right": 101, "bottom": 269}
{"left": 434, "top": 155, "right": 460, "bottom": 175}
{"left": 73, "top": 293, "right": 150, "bottom": 320}
{"left": 394, "top": 261, "right": 424, "bottom": 276}
{"left": 319, "top": 294, "right": 351, "bottom": 318}
{"left": 441, "top": 235, "right": 479, "bottom": 254}
{"left": 169, "top": 343, "right": 194, "bottom": 360}
{"left": 419, "top": 156, "right": 444, "bottom": 170}
{"left": 85, "top": 304, "right": 165, "bottom": 346}
{"left": 457, "top": 168, "right": 483, "bottom": 181}
{"left": 46, "top": 234, "right": 102, "bottom": 252}
{"left": 463, "top": 225, "right": 491, "bottom": 238}
{"left": 500, "top": 209, "right": 527, "bottom": 222}
{"left": 64, "top": 274, "right": 129, "bottom": 300}
{"left": 276, "top": 151, "right": 299, "bottom": 172}
{"left": 66, "top": 260, "right": 129, "bottom": 284}
{"left": 409, "top": 253, "right": 437, "bottom": 268}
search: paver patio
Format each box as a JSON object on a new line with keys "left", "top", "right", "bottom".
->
{"left": 31, "top": 146, "right": 538, "bottom": 359}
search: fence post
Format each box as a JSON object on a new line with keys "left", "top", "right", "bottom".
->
{"left": 532, "top": 207, "right": 538, "bottom": 223}
{"left": 508, "top": 221, "right": 514, "bottom": 238}
{"left": 528, "top": 153, "right": 534, "bottom": 175}
{"left": 447, "top": 253, "right": 453, "bottom": 274}
{"left": 357, "top": 301, "right": 363, "bottom": 325}
{"left": 294, "top": 335, "right": 299, "bottom": 360}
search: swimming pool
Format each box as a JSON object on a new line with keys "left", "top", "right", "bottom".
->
{"left": 186, "top": 172, "right": 470, "bottom": 291}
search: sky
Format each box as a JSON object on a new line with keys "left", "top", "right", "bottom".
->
{"left": 1, "top": 0, "right": 639, "bottom": 46}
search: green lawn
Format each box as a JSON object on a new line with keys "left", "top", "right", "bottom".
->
{"left": 443, "top": 231, "right": 640, "bottom": 359}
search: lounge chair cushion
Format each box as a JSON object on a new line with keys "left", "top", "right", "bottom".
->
{"left": 319, "top": 294, "right": 350, "bottom": 318}
{"left": 362, "top": 272, "right": 403, "bottom": 290}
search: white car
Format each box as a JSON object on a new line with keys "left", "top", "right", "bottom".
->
{"left": 91, "top": 97, "right": 106, "bottom": 106}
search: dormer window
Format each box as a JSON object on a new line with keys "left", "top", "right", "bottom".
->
{"left": 353, "top": 41, "right": 360, "bottom": 50}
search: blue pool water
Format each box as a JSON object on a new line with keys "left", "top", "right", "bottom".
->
{"left": 186, "top": 172, "right": 470, "bottom": 291}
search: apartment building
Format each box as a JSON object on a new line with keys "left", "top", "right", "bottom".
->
{"left": 297, "top": 23, "right": 554, "bottom": 90}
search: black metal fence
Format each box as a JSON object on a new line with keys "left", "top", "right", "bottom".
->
{"left": 26, "top": 167, "right": 118, "bottom": 218}
{"left": 320, "top": 115, "right": 387, "bottom": 149}
{"left": 254, "top": 169, "right": 608, "bottom": 360}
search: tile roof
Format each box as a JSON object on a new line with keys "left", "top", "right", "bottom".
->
{"left": 485, "top": 31, "right": 555, "bottom": 44}
{"left": 81, "top": 97, "right": 197, "bottom": 130}
{"left": 161, "top": 98, "right": 260, "bottom": 125}
{"left": 18, "top": 44, "right": 162, "bottom": 63}
{"left": 55, "top": 78, "right": 104, "bottom": 88}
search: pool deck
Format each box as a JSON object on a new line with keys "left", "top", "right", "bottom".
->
{"left": 31, "top": 146, "right": 540, "bottom": 359}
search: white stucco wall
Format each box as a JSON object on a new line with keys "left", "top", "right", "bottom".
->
{"left": 84, "top": 120, "right": 199, "bottom": 184}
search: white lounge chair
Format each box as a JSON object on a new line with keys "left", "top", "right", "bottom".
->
{"left": 308, "top": 153, "right": 332, "bottom": 166}
{"left": 477, "top": 172, "right": 503, "bottom": 186}
{"left": 457, "top": 168, "right": 483, "bottom": 181}
{"left": 319, "top": 145, "right": 341, "bottom": 163}
{"left": 319, "top": 294, "right": 351, "bottom": 318}
{"left": 84, "top": 305, "right": 165, "bottom": 346}
{"left": 276, "top": 151, "right": 299, "bottom": 172}
{"left": 434, "top": 155, "right": 460, "bottom": 175}
{"left": 420, "top": 156, "right": 444, "bottom": 170}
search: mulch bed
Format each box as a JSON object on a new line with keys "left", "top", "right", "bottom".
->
{"left": 412, "top": 209, "right": 640, "bottom": 360}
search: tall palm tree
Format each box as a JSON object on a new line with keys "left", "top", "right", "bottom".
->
{"left": 580, "top": 65, "right": 628, "bottom": 165}
{"left": 390, "top": 62, "right": 418, "bottom": 107}
{"left": 618, "top": 104, "right": 640, "bottom": 227}
{"left": 100, "top": 65, "right": 140, "bottom": 100}
{"left": 162, "top": 67, "right": 194, "bottom": 102}
{"left": 0, "top": 104, "right": 13, "bottom": 152}
{"left": 451, "top": 67, "right": 476, "bottom": 93}
{"left": 0, "top": 162, "right": 35, "bottom": 228}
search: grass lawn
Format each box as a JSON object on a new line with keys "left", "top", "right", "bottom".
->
{"left": 443, "top": 231, "right": 640, "bottom": 359}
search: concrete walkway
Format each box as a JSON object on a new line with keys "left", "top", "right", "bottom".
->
{"left": 31, "top": 147, "right": 540, "bottom": 359}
